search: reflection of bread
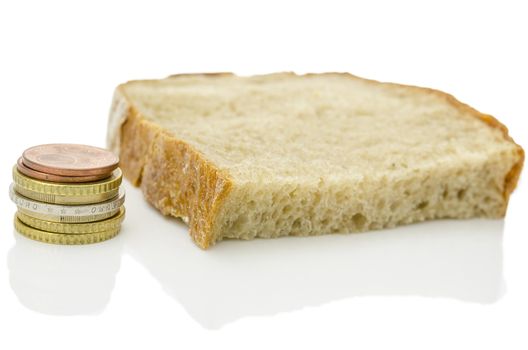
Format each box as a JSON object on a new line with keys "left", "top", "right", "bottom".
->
{"left": 107, "top": 73, "right": 524, "bottom": 249}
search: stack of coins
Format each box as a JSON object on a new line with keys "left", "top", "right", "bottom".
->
{"left": 9, "top": 144, "right": 125, "bottom": 245}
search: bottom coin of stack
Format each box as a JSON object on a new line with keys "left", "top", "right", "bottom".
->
{"left": 9, "top": 144, "right": 125, "bottom": 245}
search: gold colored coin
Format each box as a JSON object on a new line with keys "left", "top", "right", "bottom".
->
{"left": 14, "top": 184, "right": 118, "bottom": 205}
{"left": 12, "top": 166, "right": 122, "bottom": 202}
{"left": 17, "top": 207, "right": 125, "bottom": 234}
{"left": 14, "top": 216, "right": 122, "bottom": 245}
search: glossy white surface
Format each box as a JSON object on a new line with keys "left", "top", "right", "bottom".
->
{"left": 8, "top": 181, "right": 508, "bottom": 324}
{"left": 2, "top": 180, "right": 527, "bottom": 349}
{"left": 1, "top": 1, "right": 527, "bottom": 349}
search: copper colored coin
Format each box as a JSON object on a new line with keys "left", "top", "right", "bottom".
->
{"left": 17, "top": 157, "right": 111, "bottom": 183}
{"left": 22, "top": 144, "right": 119, "bottom": 177}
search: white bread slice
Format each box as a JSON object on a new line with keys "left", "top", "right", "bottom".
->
{"left": 107, "top": 73, "right": 524, "bottom": 249}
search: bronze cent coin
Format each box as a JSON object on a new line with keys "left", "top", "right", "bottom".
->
{"left": 17, "top": 157, "right": 111, "bottom": 183}
{"left": 22, "top": 144, "right": 119, "bottom": 177}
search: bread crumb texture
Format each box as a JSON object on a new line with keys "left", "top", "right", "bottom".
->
{"left": 107, "top": 73, "right": 524, "bottom": 249}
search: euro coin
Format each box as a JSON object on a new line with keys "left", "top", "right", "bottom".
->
{"left": 10, "top": 184, "right": 125, "bottom": 223}
{"left": 17, "top": 157, "right": 111, "bottom": 183}
{"left": 12, "top": 166, "right": 122, "bottom": 205}
{"left": 22, "top": 143, "right": 119, "bottom": 177}
{"left": 14, "top": 215, "right": 122, "bottom": 245}
{"left": 16, "top": 206, "right": 125, "bottom": 234}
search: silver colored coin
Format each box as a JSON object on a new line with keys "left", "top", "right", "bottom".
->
{"left": 9, "top": 184, "right": 125, "bottom": 223}
{"left": 16, "top": 207, "right": 121, "bottom": 223}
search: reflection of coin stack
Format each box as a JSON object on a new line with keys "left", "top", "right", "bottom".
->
{"left": 9, "top": 144, "right": 125, "bottom": 245}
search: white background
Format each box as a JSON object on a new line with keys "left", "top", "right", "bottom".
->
{"left": 0, "top": 1, "right": 527, "bottom": 349}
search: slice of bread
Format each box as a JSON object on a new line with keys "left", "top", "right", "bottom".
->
{"left": 107, "top": 73, "right": 524, "bottom": 249}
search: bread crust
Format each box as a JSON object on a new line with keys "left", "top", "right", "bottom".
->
{"left": 114, "top": 86, "right": 233, "bottom": 249}
{"left": 110, "top": 73, "right": 524, "bottom": 248}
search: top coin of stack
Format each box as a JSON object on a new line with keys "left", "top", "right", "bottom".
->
{"left": 10, "top": 144, "right": 126, "bottom": 245}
